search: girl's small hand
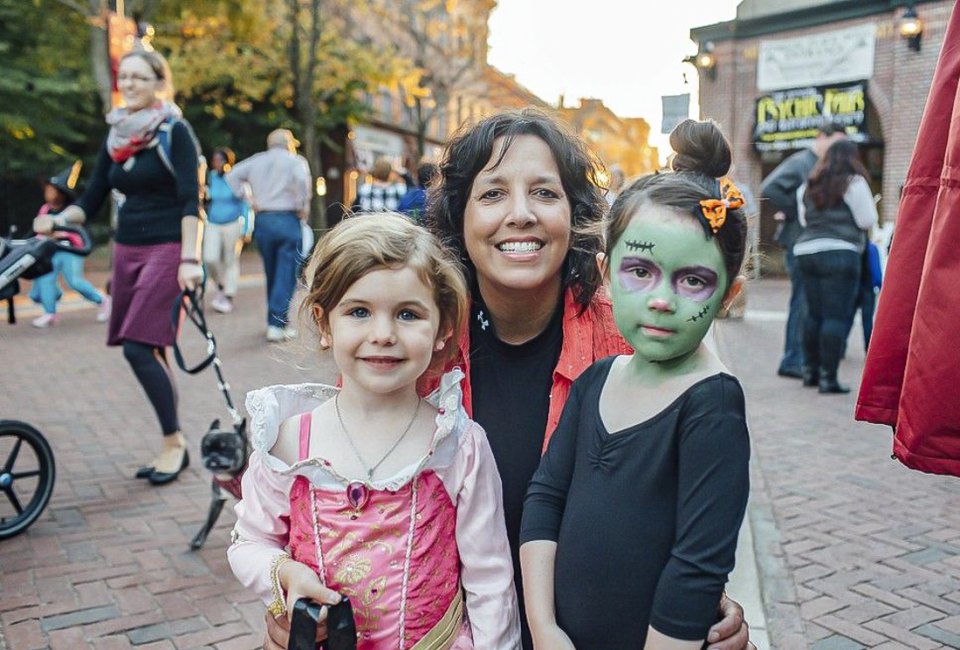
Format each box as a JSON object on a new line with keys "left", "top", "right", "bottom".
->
{"left": 706, "top": 593, "right": 752, "bottom": 650}
{"left": 532, "top": 623, "right": 577, "bottom": 650}
{"left": 278, "top": 560, "right": 342, "bottom": 643}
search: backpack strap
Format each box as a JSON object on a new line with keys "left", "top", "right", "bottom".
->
{"left": 154, "top": 118, "right": 208, "bottom": 211}
{"left": 155, "top": 119, "right": 176, "bottom": 177}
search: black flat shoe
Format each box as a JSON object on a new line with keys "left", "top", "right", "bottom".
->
{"left": 801, "top": 367, "right": 819, "bottom": 388}
{"left": 134, "top": 465, "right": 154, "bottom": 479}
{"left": 149, "top": 448, "right": 189, "bottom": 485}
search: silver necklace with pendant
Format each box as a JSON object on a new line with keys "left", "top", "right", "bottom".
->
{"left": 336, "top": 394, "right": 422, "bottom": 519}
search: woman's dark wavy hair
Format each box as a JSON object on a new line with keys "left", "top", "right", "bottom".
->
{"left": 806, "top": 139, "right": 870, "bottom": 210}
{"left": 605, "top": 119, "right": 747, "bottom": 289}
{"left": 428, "top": 109, "right": 608, "bottom": 312}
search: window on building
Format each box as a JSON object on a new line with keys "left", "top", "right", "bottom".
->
{"left": 380, "top": 90, "right": 393, "bottom": 119}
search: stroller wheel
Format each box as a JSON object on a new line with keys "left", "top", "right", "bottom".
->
{"left": 0, "top": 420, "right": 56, "bottom": 540}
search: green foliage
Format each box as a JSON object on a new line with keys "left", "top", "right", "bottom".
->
{"left": 0, "top": 0, "right": 103, "bottom": 176}
{"left": 149, "top": 0, "right": 403, "bottom": 159}
{"left": 0, "top": 0, "right": 420, "bottom": 229}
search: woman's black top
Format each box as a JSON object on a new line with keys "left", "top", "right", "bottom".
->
{"left": 78, "top": 121, "right": 199, "bottom": 246}
{"left": 520, "top": 356, "right": 750, "bottom": 647}
{"left": 469, "top": 297, "right": 563, "bottom": 650}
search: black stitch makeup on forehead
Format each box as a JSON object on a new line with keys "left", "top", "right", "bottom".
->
{"left": 686, "top": 304, "right": 711, "bottom": 322}
{"left": 624, "top": 240, "right": 655, "bottom": 253}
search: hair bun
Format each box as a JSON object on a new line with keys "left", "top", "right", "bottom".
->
{"left": 669, "top": 119, "right": 731, "bottom": 179}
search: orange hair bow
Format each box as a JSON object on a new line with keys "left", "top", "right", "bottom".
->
{"left": 698, "top": 177, "right": 745, "bottom": 234}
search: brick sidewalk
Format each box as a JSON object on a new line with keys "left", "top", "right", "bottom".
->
{"left": 727, "top": 282, "right": 960, "bottom": 650}
{"left": 3, "top": 277, "right": 960, "bottom": 649}
{"left": 1, "top": 266, "right": 336, "bottom": 650}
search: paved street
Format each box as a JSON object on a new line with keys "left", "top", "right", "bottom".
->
{"left": 3, "top": 256, "right": 960, "bottom": 649}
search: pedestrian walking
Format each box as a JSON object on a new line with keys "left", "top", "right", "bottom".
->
{"left": 230, "top": 212, "right": 521, "bottom": 649}
{"left": 226, "top": 128, "right": 311, "bottom": 342}
{"left": 29, "top": 162, "right": 109, "bottom": 328}
{"left": 760, "top": 121, "right": 846, "bottom": 379}
{"left": 33, "top": 49, "right": 203, "bottom": 486}
{"left": 794, "top": 140, "right": 878, "bottom": 393}
{"left": 203, "top": 147, "right": 250, "bottom": 314}
{"left": 521, "top": 118, "right": 750, "bottom": 650}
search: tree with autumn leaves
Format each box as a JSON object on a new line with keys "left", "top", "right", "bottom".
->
{"left": 1, "top": 0, "right": 483, "bottom": 230}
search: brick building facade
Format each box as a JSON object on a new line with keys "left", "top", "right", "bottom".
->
{"left": 559, "top": 98, "right": 659, "bottom": 178}
{"left": 333, "top": 0, "right": 662, "bottom": 216}
{"left": 690, "top": 0, "right": 953, "bottom": 261}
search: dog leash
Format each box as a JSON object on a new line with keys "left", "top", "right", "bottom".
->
{"left": 171, "top": 286, "right": 244, "bottom": 429}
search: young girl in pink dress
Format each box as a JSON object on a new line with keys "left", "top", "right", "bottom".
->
{"left": 228, "top": 212, "right": 520, "bottom": 649}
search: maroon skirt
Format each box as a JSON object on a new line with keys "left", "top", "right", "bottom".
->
{"left": 108, "top": 242, "right": 182, "bottom": 347}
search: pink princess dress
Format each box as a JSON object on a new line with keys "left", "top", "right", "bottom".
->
{"left": 228, "top": 369, "right": 521, "bottom": 650}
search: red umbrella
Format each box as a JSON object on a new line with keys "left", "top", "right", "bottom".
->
{"left": 856, "top": 4, "right": 960, "bottom": 477}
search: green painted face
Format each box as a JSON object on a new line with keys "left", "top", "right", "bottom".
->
{"left": 610, "top": 207, "right": 729, "bottom": 364}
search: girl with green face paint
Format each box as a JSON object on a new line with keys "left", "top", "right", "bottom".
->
{"left": 520, "top": 119, "right": 752, "bottom": 650}
{"left": 611, "top": 206, "right": 731, "bottom": 370}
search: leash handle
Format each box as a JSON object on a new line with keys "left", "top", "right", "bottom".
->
{"left": 172, "top": 287, "right": 217, "bottom": 374}
{"left": 172, "top": 287, "right": 243, "bottom": 426}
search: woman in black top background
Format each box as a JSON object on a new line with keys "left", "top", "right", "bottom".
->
{"left": 34, "top": 50, "right": 202, "bottom": 486}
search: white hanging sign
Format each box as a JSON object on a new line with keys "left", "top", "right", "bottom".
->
{"left": 757, "top": 23, "right": 875, "bottom": 92}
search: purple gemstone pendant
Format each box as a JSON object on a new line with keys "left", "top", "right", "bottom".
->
{"left": 346, "top": 481, "right": 369, "bottom": 518}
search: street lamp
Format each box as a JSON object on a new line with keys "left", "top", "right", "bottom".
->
{"left": 899, "top": 5, "right": 923, "bottom": 52}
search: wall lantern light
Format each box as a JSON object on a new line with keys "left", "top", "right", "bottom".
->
{"left": 899, "top": 5, "right": 923, "bottom": 52}
{"left": 684, "top": 41, "right": 717, "bottom": 81}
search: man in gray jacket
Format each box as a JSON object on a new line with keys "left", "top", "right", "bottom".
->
{"left": 227, "top": 129, "right": 311, "bottom": 342}
{"left": 761, "top": 122, "right": 846, "bottom": 378}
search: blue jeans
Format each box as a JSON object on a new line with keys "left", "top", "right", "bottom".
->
{"left": 845, "top": 250, "right": 877, "bottom": 352}
{"left": 31, "top": 251, "right": 103, "bottom": 314}
{"left": 797, "top": 250, "right": 861, "bottom": 378}
{"left": 253, "top": 212, "right": 302, "bottom": 328}
{"left": 780, "top": 249, "right": 807, "bottom": 371}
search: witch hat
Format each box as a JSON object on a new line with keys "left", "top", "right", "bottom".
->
{"left": 47, "top": 160, "right": 83, "bottom": 200}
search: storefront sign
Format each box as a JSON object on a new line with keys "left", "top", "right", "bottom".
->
{"left": 757, "top": 23, "right": 875, "bottom": 92}
{"left": 753, "top": 81, "right": 868, "bottom": 152}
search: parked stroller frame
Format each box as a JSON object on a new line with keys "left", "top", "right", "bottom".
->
{"left": 0, "top": 224, "right": 92, "bottom": 539}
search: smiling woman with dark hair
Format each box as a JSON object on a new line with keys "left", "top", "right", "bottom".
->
{"left": 426, "top": 110, "right": 750, "bottom": 650}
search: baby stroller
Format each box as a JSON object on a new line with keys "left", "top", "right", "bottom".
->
{"left": 0, "top": 224, "right": 91, "bottom": 539}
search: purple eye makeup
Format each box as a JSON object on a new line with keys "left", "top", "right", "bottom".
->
{"left": 618, "top": 257, "right": 661, "bottom": 292}
{"left": 672, "top": 266, "right": 719, "bottom": 301}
